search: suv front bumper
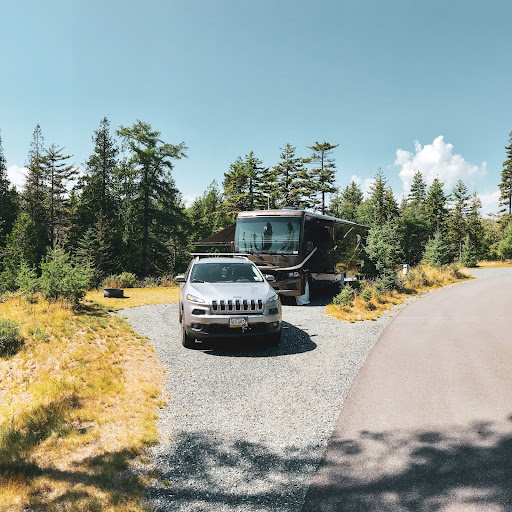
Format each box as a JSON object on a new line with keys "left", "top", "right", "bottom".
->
{"left": 183, "top": 304, "right": 281, "bottom": 340}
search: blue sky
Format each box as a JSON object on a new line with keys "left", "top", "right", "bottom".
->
{"left": 1, "top": 0, "right": 511, "bottom": 214}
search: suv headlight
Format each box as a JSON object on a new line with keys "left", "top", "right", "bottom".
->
{"left": 267, "top": 291, "right": 279, "bottom": 303}
{"left": 186, "top": 293, "right": 205, "bottom": 303}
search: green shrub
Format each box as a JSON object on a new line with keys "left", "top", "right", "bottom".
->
{"left": 498, "top": 222, "right": 512, "bottom": 260}
{"left": 394, "top": 274, "right": 407, "bottom": 292}
{"left": 0, "top": 319, "right": 21, "bottom": 356}
{"left": 15, "top": 261, "right": 38, "bottom": 302}
{"left": 360, "top": 285, "right": 373, "bottom": 302}
{"left": 118, "top": 272, "right": 136, "bottom": 288}
{"left": 103, "top": 272, "right": 137, "bottom": 289}
{"left": 423, "top": 230, "right": 451, "bottom": 267}
{"left": 460, "top": 235, "right": 478, "bottom": 267}
{"left": 39, "top": 247, "right": 91, "bottom": 305}
{"left": 333, "top": 285, "right": 355, "bottom": 307}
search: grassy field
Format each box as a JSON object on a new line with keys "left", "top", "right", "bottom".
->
{"left": 326, "top": 265, "right": 473, "bottom": 322}
{"left": 86, "top": 286, "right": 180, "bottom": 311}
{"left": 0, "top": 286, "right": 179, "bottom": 511}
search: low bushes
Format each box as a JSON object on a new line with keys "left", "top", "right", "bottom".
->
{"left": 328, "top": 264, "right": 469, "bottom": 322}
{"left": 102, "top": 272, "right": 137, "bottom": 289}
{"left": 0, "top": 319, "right": 21, "bottom": 356}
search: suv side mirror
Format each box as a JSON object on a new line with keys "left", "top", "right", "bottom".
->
{"left": 175, "top": 275, "right": 186, "bottom": 283}
{"left": 264, "top": 274, "right": 276, "bottom": 283}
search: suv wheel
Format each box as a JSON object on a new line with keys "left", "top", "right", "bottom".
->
{"left": 181, "top": 323, "right": 195, "bottom": 349}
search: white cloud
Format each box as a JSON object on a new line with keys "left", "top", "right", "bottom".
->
{"left": 395, "top": 136, "right": 487, "bottom": 195}
{"left": 7, "top": 165, "right": 27, "bottom": 189}
{"left": 182, "top": 193, "right": 198, "bottom": 207}
{"left": 478, "top": 190, "right": 501, "bottom": 215}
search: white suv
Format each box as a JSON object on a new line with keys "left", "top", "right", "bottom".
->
{"left": 175, "top": 256, "right": 282, "bottom": 348}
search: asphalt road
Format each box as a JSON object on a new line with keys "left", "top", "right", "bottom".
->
{"left": 302, "top": 269, "right": 512, "bottom": 512}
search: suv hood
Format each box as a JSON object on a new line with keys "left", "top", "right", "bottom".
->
{"left": 189, "top": 282, "right": 270, "bottom": 302}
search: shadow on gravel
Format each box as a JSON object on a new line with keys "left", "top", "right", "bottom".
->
{"left": 200, "top": 320, "right": 317, "bottom": 357}
{"left": 302, "top": 417, "right": 512, "bottom": 512}
{"left": 148, "top": 431, "right": 321, "bottom": 511}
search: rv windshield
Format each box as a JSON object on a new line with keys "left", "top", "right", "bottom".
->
{"left": 235, "top": 217, "right": 301, "bottom": 255}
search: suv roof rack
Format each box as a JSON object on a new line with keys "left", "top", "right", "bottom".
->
{"left": 190, "top": 253, "right": 250, "bottom": 259}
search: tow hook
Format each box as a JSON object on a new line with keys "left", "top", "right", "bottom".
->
{"left": 242, "top": 325, "right": 250, "bottom": 333}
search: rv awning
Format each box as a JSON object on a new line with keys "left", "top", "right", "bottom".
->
{"left": 193, "top": 223, "right": 236, "bottom": 246}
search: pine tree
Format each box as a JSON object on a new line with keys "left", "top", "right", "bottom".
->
{"left": 73, "top": 118, "right": 120, "bottom": 274}
{"left": 117, "top": 120, "right": 187, "bottom": 277}
{"left": 0, "top": 213, "right": 40, "bottom": 291}
{"left": 368, "top": 169, "right": 397, "bottom": 225}
{"left": 21, "top": 124, "right": 49, "bottom": 260}
{"left": 408, "top": 170, "right": 427, "bottom": 206}
{"left": 222, "top": 152, "right": 266, "bottom": 218}
{"left": 361, "top": 220, "right": 403, "bottom": 279}
{"left": 306, "top": 141, "right": 339, "bottom": 214}
{"left": 244, "top": 152, "right": 266, "bottom": 210}
{"left": 40, "top": 144, "right": 76, "bottom": 246}
{"left": 271, "top": 144, "right": 309, "bottom": 208}
{"left": 498, "top": 221, "right": 512, "bottom": 259}
{"left": 187, "top": 181, "right": 228, "bottom": 243}
{"left": 0, "top": 129, "right": 19, "bottom": 248}
{"left": 460, "top": 235, "right": 478, "bottom": 267}
{"left": 425, "top": 177, "right": 448, "bottom": 234}
{"left": 466, "top": 192, "right": 484, "bottom": 256}
{"left": 446, "top": 179, "right": 470, "bottom": 259}
{"left": 79, "top": 117, "right": 119, "bottom": 221}
{"left": 498, "top": 131, "right": 512, "bottom": 222}
{"left": 423, "top": 230, "right": 451, "bottom": 267}
{"left": 329, "top": 181, "right": 363, "bottom": 221}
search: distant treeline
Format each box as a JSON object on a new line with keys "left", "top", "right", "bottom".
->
{"left": 0, "top": 119, "right": 511, "bottom": 292}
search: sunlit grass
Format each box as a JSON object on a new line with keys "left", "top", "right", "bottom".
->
{"left": 0, "top": 294, "right": 165, "bottom": 511}
{"left": 86, "top": 286, "right": 179, "bottom": 311}
{"left": 474, "top": 260, "right": 512, "bottom": 268}
{"left": 327, "top": 265, "right": 472, "bottom": 323}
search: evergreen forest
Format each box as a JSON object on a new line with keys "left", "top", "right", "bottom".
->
{"left": 1, "top": 119, "right": 512, "bottom": 296}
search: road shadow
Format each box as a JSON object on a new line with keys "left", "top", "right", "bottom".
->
{"left": 147, "top": 431, "right": 321, "bottom": 511}
{"left": 199, "top": 320, "right": 317, "bottom": 357}
{"left": 302, "top": 416, "right": 512, "bottom": 511}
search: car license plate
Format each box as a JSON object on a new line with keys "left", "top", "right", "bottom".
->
{"left": 229, "top": 316, "right": 248, "bottom": 328}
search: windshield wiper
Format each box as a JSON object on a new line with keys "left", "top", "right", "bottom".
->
{"left": 191, "top": 279, "right": 205, "bottom": 283}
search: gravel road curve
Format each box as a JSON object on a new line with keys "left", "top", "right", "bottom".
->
{"left": 120, "top": 296, "right": 401, "bottom": 511}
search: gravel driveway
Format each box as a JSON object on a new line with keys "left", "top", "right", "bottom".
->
{"left": 120, "top": 294, "right": 402, "bottom": 512}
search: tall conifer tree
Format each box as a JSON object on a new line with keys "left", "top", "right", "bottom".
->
{"left": 271, "top": 144, "right": 309, "bottom": 208}
{"left": 0, "top": 130, "right": 19, "bottom": 249}
{"left": 329, "top": 181, "right": 364, "bottom": 221}
{"left": 446, "top": 179, "right": 470, "bottom": 258}
{"left": 117, "top": 120, "right": 187, "bottom": 277}
{"left": 498, "top": 131, "right": 512, "bottom": 221}
{"left": 306, "top": 141, "right": 339, "bottom": 213}
{"left": 40, "top": 144, "right": 76, "bottom": 246}
{"left": 425, "top": 177, "right": 448, "bottom": 234}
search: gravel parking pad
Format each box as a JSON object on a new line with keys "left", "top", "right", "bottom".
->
{"left": 120, "top": 297, "right": 403, "bottom": 512}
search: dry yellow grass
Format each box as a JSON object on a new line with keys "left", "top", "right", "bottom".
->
{"left": 0, "top": 295, "right": 166, "bottom": 511}
{"left": 86, "top": 286, "right": 179, "bottom": 311}
{"left": 327, "top": 265, "right": 472, "bottom": 323}
{"left": 474, "top": 260, "right": 512, "bottom": 268}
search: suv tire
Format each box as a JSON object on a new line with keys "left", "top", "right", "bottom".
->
{"left": 181, "top": 323, "right": 195, "bottom": 349}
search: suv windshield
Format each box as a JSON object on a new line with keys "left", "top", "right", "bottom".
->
{"left": 235, "top": 217, "right": 301, "bottom": 254}
{"left": 190, "top": 262, "right": 263, "bottom": 283}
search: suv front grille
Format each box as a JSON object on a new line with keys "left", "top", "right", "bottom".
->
{"left": 211, "top": 299, "right": 264, "bottom": 314}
